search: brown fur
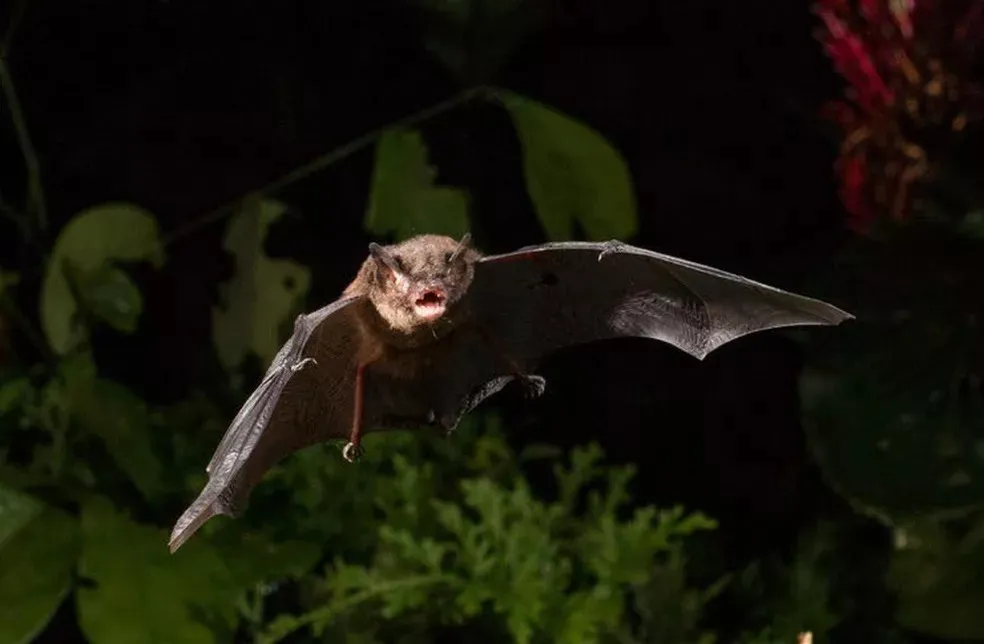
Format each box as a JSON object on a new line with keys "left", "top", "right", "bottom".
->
{"left": 343, "top": 234, "right": 483, "bottom": 352}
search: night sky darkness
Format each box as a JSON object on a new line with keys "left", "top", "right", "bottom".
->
{"left": 2, "top": 0, "right": 900, "bottom": 641}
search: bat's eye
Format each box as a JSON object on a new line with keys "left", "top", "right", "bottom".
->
{"left": 443, "top": 252, "right": 454, "bottom": 264}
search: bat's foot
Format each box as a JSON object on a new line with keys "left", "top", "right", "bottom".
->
{"left": 517, "top": 374, "right": 546, "bottom": 399}
{"left": 290, "top": 357, "right": 318, "bottom": 372}
{"left": 342, "top": 442, "right": 364, "bottom": 463}
{"left": 425, "top": 409, "right": 462, "bottom": 436}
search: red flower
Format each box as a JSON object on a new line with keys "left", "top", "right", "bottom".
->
{"left": 814, "top": 0, "right": 983, "bottom": 234}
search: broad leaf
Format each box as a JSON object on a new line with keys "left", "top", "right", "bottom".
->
{"left": 0, "top": 377, "right": 30, "bottom": 415}
{"left": 201, "top": 523, "right": 322, "bottom": 590}
{"left": 0, "top": 485, "right": 81, "bottom": 644}
{"left": 70, "top": 378, "right": 164, "bottom": 502}
{"left": 889, "top": 517, "right": 984, "bottom": 639}
{"left": 212, "top": 197, "right": 311, "bottom": 371}
{"left": 365, "top": 128, "right": 470, "bottom": 241}
{"left": 40, "top": 203, "right": 164, "bottom": 354}
{"left": 77, "top": 498, "right": 240, "bottom": 644}
{"left": 501, "top": 92, "right": 637, "bottom": 242}
{"left": 802, "top": 234, "right": 984, "bottom": 521}
{"left": 75, "top": 263, "right": 144, "bottom": 334}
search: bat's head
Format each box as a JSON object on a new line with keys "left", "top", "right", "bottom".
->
{"left": 366, "top": 233, "right": 480, "bottom": 332}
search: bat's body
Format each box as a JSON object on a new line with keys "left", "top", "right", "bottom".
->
{"left": 168, "top": 234, "right": 852, "bottom": 552}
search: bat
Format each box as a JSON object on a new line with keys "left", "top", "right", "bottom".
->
{"left": 168, "top": 234, "right": 852, "bottom": 552}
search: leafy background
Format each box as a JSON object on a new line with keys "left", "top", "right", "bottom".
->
{"left": 1, "top": 0, "right": 982, "bottom": 643}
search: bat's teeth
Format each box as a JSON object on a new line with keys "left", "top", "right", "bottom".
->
{"left": 415, "top": 289, "right": 446, "bottom": 306}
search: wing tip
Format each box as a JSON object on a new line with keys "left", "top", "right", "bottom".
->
{"left": 167, "top": 494, "right": 231, "bottom": 554}
{"left": 690, "top": 302, "right": 855, "bottom": 362}
{"left": 811, "top": 301, "right": 855, "bottom": 326}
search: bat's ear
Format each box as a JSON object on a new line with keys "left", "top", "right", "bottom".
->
{"left": 369, "top": 242, "right": 402, "bottom": 275}
{"left": 450, "top": 233, "right": 472, "bottom": 261}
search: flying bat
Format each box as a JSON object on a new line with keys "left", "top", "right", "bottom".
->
{"left": 168, "top": 234, "right": 852, "bottom": 552}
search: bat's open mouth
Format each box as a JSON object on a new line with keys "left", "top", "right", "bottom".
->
{"left": 414, "top": 289, "right": 447, "bottom": 320}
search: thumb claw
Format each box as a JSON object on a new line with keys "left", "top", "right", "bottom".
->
{"left": 290, "top": 357, "right": 318, "bottom": 372}
{"left": 597, "top": 240, "right": 625, "bottom": 261}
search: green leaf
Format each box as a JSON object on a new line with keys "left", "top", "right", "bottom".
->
{"left": 501, "top": 91, "right": 638, "bottom": 242}
{"left": 0, "top": 377, "right": 31, "bottom": 415}
{"left": 365, "top": 127, "right": 470, "bottom": 241}
{"left": 77, "top": 497, "right": 240, "bottom": 644}
{"left": 801, "top": 236, "right": 984, "bottom": 521}
{"left": 75, "top": 264, "right": 144, "bottom": 334}
{"left": 40, "top": 202, "right": 164, "bottom": 354}
{"left": 207, "top": 529, "right": 322, "bottom": 589}
{"left": 0, "top": 483, "right": 42, "bottom": 552}
{"left": 266, "top": 439, "right": 721, "bottom": 643}
{"left": 889, "top": 516, "right": 984, "bottom": 639}
{"left": 70, "top": 379, "right": 164, "bottom": 502}
{"left": 212, "top": 197, "right": 311, "bottom": 372}
{"left": 0, "top": 485, "right": 81, "bottom": 644}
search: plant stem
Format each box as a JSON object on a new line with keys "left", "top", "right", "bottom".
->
{"left": 259, "top": 573, "right": 457, "bottom": 644}
{"left": 0, "top": 58, "right": 48, "bottom": 234}
{"left": 162, "top": 87, "right": 490, "bottom": 247}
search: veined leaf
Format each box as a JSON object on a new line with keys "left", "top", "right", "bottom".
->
{"left": 77, "top": 498, "right": 239, "bottom": 644}
{"left": 365, "top": 128, "right": 470, "bottom": 241}
{"left": 75, "top": 263, "right": 144, "bottom": 334}
{"left": 40, "top": 203, "right": 164, "bottom": 355}
{"left": 70, "top": 378, "right": 164, "bottom": 502}
{"left": 0, "top": 485, "right": 81, "bottom": 644}
{"left": 889, "top": 517, "right": 984, "bottom": 639}
{"left": 212, "top": 197, "right": 311, "bottom": 372}
{"left": 501, "top": 92, "right": 637, "bottom": 242}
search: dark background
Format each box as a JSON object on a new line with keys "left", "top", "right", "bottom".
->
{"left": 2, "top": 0, "right": 905, "bottom": 641}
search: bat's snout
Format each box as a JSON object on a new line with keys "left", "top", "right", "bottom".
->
{"left": 413, "top": 286, "right": 447, "bottom": 321}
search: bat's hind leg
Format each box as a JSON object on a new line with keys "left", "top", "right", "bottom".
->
{"left": 473, "top": 323, "right": 547, "bottom": 400}
{"left": 342, "top": 362, "right": 371, "bottom": 463}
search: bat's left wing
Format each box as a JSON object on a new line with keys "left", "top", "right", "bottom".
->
{"left": 168, "top": 295, "right": 365, "bottom": 552}
{"left": 440, "top": 240, "right": 852, "bottom": 420}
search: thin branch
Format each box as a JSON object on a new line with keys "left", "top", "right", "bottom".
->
{"left": 162, "top": 86, "right": 489, "bottom": 247}
{"left": 259, "top": 573, "right": 457, "bottom": 644}
{"left": 0, "top": 57, "right": 47, "bottom": 233}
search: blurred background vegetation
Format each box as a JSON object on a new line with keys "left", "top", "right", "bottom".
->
{"left": 1, "top": 0, "right": 983, "bottom": 642}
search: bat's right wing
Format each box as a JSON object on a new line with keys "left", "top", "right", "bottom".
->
{"left": 434, "top": 241, "right": 852, "bottom": 425}
{"left": 467, "top": 241, "right": 852, "bottom": 363}
{"left": 169, "top": 295, "right": 366, "bottom": 553}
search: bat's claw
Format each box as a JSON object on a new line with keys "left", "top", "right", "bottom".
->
{"left": 290, "top": 357, "right": 318, "bottom": 372}
{"left": 518, "top": 374, "right": 546, "bottom": 399}
{"left": 342, "top": 441, "right": 364, "bottom": 463}
{"left": 598, "top": 240, "right": 626, "bottom": 261}
{"left": 426, "top": 409, "right": 461, "bottom": 434}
